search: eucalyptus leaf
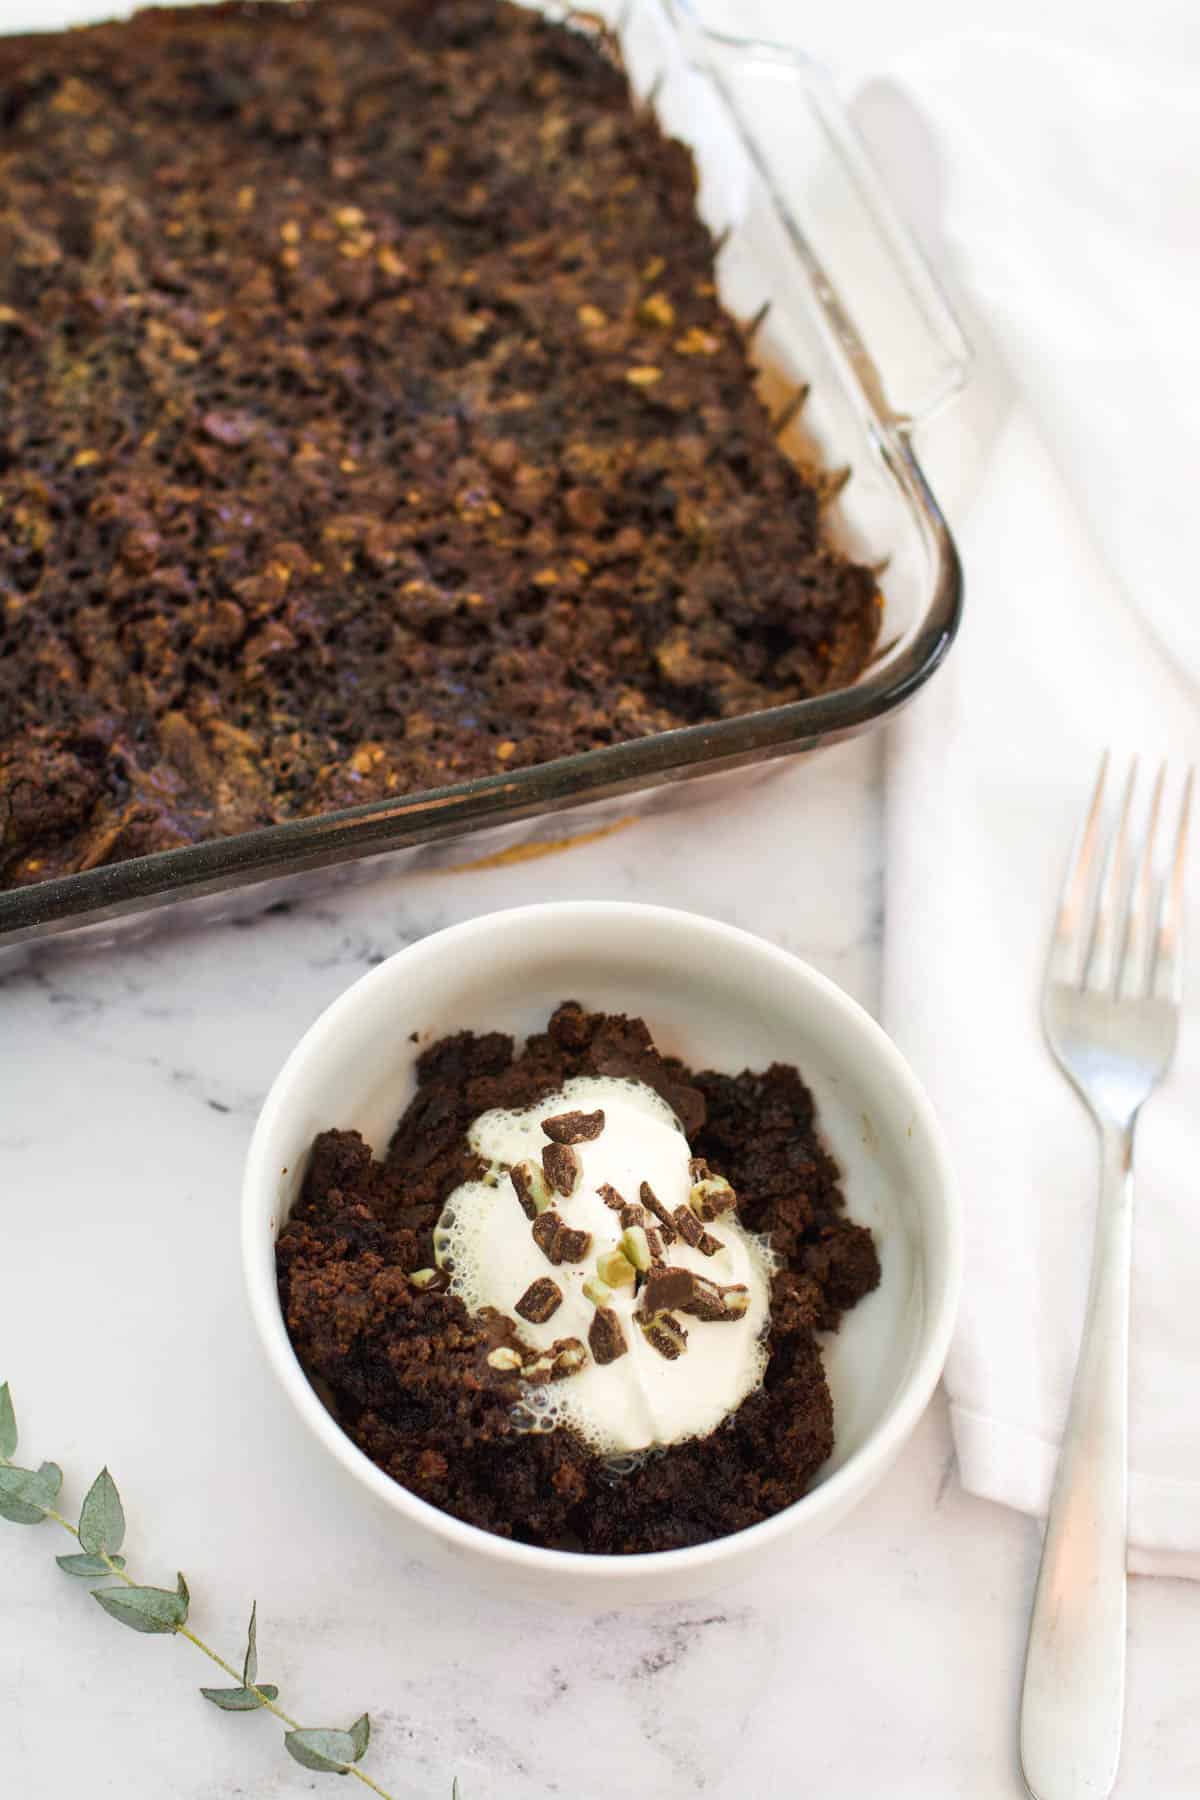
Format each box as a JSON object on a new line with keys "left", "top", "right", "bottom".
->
{"left": 347, "top": 1713, "right": 370, "bottom": 1761}
{"left": 200, "top": 1683, "right": 279, "bottom": 1711}
{"left": 0, "top": 1490, "right": 44, "bottom": 1526}
{"left": 0, "top": 1383, "right": 16, "bottom": 1460}
{"left": 57, "top": 1552, "right": 126, "bottom": 1577}
{"left": 0, "top": 1461, "right": 62, "bottom": 1501}
{"left": 78, "top": 1467, "right": 125, "bottom": 1556}
{"left": 0, "top": 1461, "right": 62, "bottom": 1522}
{"left": 452, "top": 1781, "right": 462, "bottom": 1799}
{"left": 176, "top": 1570, "right": 190, "bottom": 1607}
{"left": 243, "top": 1599, "right": 258, "bottom": 1687}
{"left": 284, "top": 1727, "right": 358, "bottom": 1774}
{"left": 93, "top": 1578, "right": 189, "bottom": 1635}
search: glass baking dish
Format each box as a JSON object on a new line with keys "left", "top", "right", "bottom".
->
{"left": 0, "top": 0, "right": 967, "bottom": 968}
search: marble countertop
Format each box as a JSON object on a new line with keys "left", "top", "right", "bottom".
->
{"left": 3, "top": 739, "right": 1195, "bottom": 1800}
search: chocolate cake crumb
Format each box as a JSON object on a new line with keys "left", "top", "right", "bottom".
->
{"left": 277, "top": 1001, "right": 880, "bottom": 1554}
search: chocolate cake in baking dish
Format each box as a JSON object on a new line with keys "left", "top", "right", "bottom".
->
{"left": 0, "top": 0, "right": 878, "bottom": 887}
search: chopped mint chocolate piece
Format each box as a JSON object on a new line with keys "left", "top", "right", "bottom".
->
{"left": 541, "top": 1108, "right": 605, "bottom": 1144}
{"left": 639, "top": 1181, "right": 678, "bottom": 1243}
{"left": 532, "top": 1211, "right": 590, "bottom": 1265}
{"left": 642, "top": 1267, "right": 749, "bottom": 1321}
{"left": 511, "top": 1159, "right": 553, "bottom": 1219}
{"left": 515, "top": 1277, "right": 563, "bottom": 1323}
{"left": 671, "top": 1204, "right": 704, "bottom": 1248}
{"left": 588, "top": 1307, "right": 628, "bottom": 1364}
{"left": 640, "top": 1311, "right": 688, "bottom": 1360}
{"left": 596, "top": 1248, "right": 637, "bottom": 1288}
{"left": 685, "top": 1274, "right": 750, "bottom": 1321}
{"left": 555, "top": 1222, "right": 592, "bottom": 1263}
{"left": 641, "top": 1266, "right": 699, "bottom": 1314}
{"left": 550, "top": 1338, "right": 589, "bottom": 1378}
{"left": 542, "top": 1141, "right": 581, "bottom": 1198}
{"left": 532, "top": 1209, "right": 566, "bottom": 1264}
{"left": 621, "top": 1225, "right": 652, "bottom": 1272}
{"left": 688, "top": 1160, "right": 737, "bottom": 1220}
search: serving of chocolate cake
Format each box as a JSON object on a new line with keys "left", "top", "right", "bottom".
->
{"left": 277, "top": 1002, "right": 880, "bottom": 1554}
{"left": 0, "top": 0, "right": 879, "bottom": 890}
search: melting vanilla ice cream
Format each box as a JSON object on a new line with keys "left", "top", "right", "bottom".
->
{"left": 434, "top": 1075, "right": 774, "bottom": 1455}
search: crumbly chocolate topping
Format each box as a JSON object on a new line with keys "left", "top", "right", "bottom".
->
{"left": 0, "top": 0, "right": 877, "bottom": 889}
{"left": 277, "top": 1001, "right": 880, "bottom": 1553}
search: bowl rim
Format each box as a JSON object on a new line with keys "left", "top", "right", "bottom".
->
{"left": 242, "top": 900, "right": 961, "bottom": 1582}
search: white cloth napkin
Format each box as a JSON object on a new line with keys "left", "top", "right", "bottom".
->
{"left": 868, "top": 34, "right": 1200, "bottom": 1575}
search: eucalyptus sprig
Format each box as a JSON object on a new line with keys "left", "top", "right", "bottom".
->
{"left": 0, "top": 1382, "right": 459, "bottom": 1798}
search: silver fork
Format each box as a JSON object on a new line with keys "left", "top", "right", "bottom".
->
{"left": 1020, "top": 754, "right": 1193, "bottom": 1800}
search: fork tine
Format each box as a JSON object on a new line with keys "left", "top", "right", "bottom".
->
{"left": 1152, "top": 766, "right": 1193, "bottom": 1003}
{"left": 1082, "top": 759, "right": 1138, "bottom": 992}
{"left": 1116, "top": 761, "right": 1165, "bottom": 999}
{"left": 1047, "top": 752, "right": 1108, "bottom": 986}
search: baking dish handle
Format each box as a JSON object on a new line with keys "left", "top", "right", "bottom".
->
{"left": 660, "top": 3, "right": 972, "bottom": 430}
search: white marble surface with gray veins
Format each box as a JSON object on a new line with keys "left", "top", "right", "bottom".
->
{"left": 3, "top": 739, "right": 1196, "bottom": 1799}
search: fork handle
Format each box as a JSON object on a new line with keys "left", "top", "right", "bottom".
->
{"left": 1020, "top": 1121, "right": 1133, "bottom": 1800}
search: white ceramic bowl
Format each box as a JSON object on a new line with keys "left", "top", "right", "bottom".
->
{"left": 243, "top": 902, "right": 960, "bottom": 1603}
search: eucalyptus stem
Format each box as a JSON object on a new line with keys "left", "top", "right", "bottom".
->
{"left": 176, "top": 1626, "right": 304, "bottom": 1731}
{"left": 0, "top": 1387, "right": 429, "bottom": 1800}
{"left": 40, "top": 1504, "right": 301, "bottom": 1719}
